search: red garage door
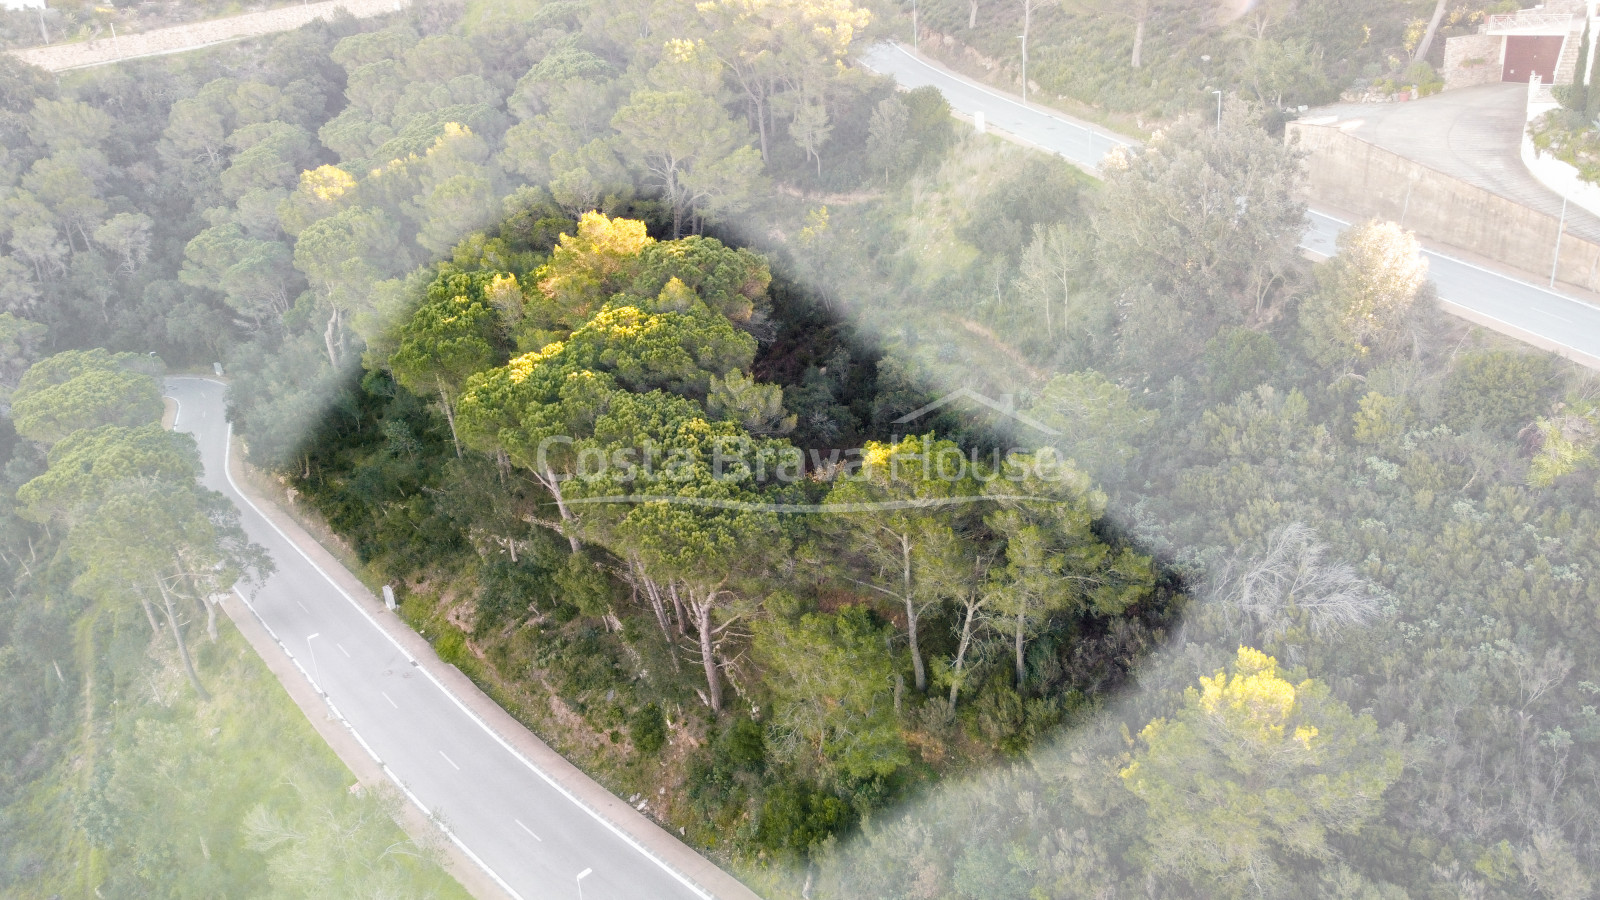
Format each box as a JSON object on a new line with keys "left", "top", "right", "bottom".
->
{"left": 1503, "top": 35, "right": 1565, "bottom": 83}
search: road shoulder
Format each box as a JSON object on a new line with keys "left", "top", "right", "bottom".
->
{"left": 223, "top": 433, "right": 764, "bottom": 900}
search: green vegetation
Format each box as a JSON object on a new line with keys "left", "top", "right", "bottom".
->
{"left": 906, "top": 0, "right": 1515, "bottom": 122}
{"left": 6, "top": 0, "right": 1600, "bottom": 896}
{"left": 291, "top": 209, "right": 1171, "bottom": 871}
{"left": 1532, "top": 21, "right": 1600, "bottom": 186}
{"left": 0, "top": 351, "right": 467, "bottom": 896}
{"left": 0, "top": 0, "right": 320, "bottom": 50}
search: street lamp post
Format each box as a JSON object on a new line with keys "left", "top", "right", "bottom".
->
{"left": 1019, "top": 34, "right": 1028, "bottom": 105}
{"left": 306, "top": 633, "right": 323, "bottom": 696}
{"left": 912, "top": 0, "right": 918, "bottom": 51}
{"left": 576, "top": 868, "right": 593, "bottom": 900}
{"left": 1551, "top": 193, "right": 1569, "bottom": 288}
{"left": 1213, "top": 90, "right": 1223, "bottom": 133}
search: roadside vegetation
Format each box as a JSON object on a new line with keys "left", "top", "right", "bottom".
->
{"left": 4, "top": 0, "right": 1600, "bottom": 897}
{"left": 0, "top": 351, "right": 468, "bottom": 897}
{"left": 1536, "top": 29, "right": 1600, "bottom": 188}
{"left": 908, "top": 0, "right": 1518, "bottom": 125}
{"left": 0, "top": 0, "right": 324, "bottom": 51}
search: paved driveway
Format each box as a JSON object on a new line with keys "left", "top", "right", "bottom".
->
{"left": 1304, "top": 84, "right": 1600, "bottom": 244}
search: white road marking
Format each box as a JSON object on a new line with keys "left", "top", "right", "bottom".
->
{"left": 337, "top": 642, "right": 351, "bottom": 658}
{"left": 515, "top": 819, "right": 543, "bottom": 842}
{"left": 381, "top": 691, "right": 398, "bottom": 709}
{"left": 440, "top": 750, "right": 461, "bottom": 771}
{"left": 296, "top": 600, "right": 309, "bottom": 613}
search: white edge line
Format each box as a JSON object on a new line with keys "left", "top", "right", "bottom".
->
{"left": 1308, "top": 209, "right": 1600, "bottom": 320}
{"left": 228, "top": 585, "right": 529, "bottom": 900}
{"left": 168, "top": 377, "right": 716, "bottom": 900}
{"left": 1435, "top": 297, "right": 1600, "bottom": 362}
{"left": 859, "top": 49, "right": 1600, "bottom": 336}
{"left": 875, "top": 41, "right": 1134, "bottom": 149}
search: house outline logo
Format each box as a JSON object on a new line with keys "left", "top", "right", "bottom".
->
{"left": 893, "top": 387, "right": 1061, "bottom": 437}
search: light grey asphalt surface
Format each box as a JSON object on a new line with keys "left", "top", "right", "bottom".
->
{"left": 166, "top": 376, "right": 709, "bottom": 900}
{"left": 1303, "top": 84, "right": 1600, "bottom": 243}
{"left": 860, "top": 41, "right": 1600, "bottom": 366}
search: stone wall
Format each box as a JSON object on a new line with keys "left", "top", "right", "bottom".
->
{"left": 10, "top": 0, "right": 403, "bottom": 72}
{"left": 1443, "top": 33, "right": 1504, "bottom": 91}
{"left": 1288, "top": 121, "right": 1600, "bottom": 293}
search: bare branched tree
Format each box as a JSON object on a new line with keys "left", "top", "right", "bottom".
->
{"left": 1213, "top": 522, "right": 1380, "bottom": 641}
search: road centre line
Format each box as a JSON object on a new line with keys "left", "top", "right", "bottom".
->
{"left": 515, "top": 819, "right": 543, "bottom": 842}
{"left": 440, "top": 750, "right": 461, "bottom": 771}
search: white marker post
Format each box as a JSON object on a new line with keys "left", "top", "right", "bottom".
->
{"left": 306, "top": 633, "right": 323, "bottom": 695}
{"left": 974, "top": 110, "right": 985, "bottom": 134}
{"left": 382, "top": 584, "right": 396, "bottom": 611}
{"left": 576, "top": 868, "right": 593, "bottom": 900}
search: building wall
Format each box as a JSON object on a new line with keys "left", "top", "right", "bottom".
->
{"left": 1288, "top": 121, "right": 1600, "bottom": 295}
{"left": 1444, "top": 33, "right": 1505, "bottom": 91}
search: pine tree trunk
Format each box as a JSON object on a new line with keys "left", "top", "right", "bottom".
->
{"left": 323, "top": 305, "right": 343, "bottom": 369}
{"left": 539, "top": 467, "right": 582, "bottom": 553}
{"left": 439, "top": 382, "right": 462, "bottom": 459}
{"left": 901, "top": 535, "right": 926, "bottom": 692}
{"left": 669, "top": 581, "right": 688, "bottom": 635}
{"left": 138, "top": 592, "right": 161, "bottom": 636}
{"left": 636, "top": 558, "right": 672, "bottom": 641}
{"left": 159, "top": 579, "right": 209, "bottom": 701}
{"left": 1014, "top": 609, "right": 1026, "bottom": 687}
{"left": 1412, "top": 0, "right": 1449, "bottom": 64}
{"left": 756, "top": 93, "right": 770, "bottom": 163}
{"left": 1131, "top": 14, "right": 1145, "bottom": 69}
{"left": 694, "top": 595, "right": 722, "bottom": 713}
{"left": 950, "top": 600, "right": 977, "bottom": 707}
{"left": 968, "top": 0, "right": 978, "bottom": 29}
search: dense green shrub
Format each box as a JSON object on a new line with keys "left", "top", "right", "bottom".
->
{"left": 630, "top": 703, "right": 668, "bottom": 754}
{"left": 1441, "top": 350, "right": 1560, "bottom": 437}
{"left": 754, "top": 780, "right": 852, "bottom": 861}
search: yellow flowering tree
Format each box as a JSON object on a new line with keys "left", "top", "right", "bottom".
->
{"left": 1121, "top": 647, "right": 1402, "bottom": 893}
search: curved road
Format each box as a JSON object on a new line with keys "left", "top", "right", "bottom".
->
{"left": 861, "top": 42, "right": 1600, "bottom": 369}
{"left": 167, "top": 377, "right": 746, "bottom": 900}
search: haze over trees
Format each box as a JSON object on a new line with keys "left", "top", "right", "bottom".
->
{"left": 4, "top": 0, "right": 1600, "bottom": 897}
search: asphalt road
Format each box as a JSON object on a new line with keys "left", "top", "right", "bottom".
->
{"left": 166, "top": 377, "right": 711, "bottom": 900}
{"left": 860, "top": 42, "right": 1600, "bottom": 367}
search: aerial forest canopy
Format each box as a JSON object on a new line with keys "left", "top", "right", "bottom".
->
{"left": 3, "top": 0, "right": 1600, "bottom": 898}
{"left": 348, "top": 208, "right": 1169, "bottom": 793}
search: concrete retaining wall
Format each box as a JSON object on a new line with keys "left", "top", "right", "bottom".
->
{"left": 1288, "top": 121, "right": 1600, "bottom": 292}
{"left": 1444, "top": 33, "right": 1505, "bottom": 91}
{"left": 1523, "top": 122, "right": 1600, "bottom": 222}
{"left": 11, "top": 0, "right": 403, "bottom": 72}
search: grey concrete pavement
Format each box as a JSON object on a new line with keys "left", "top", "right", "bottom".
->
{"left": 166, "top": 377, "right": 761, "bottom": 900}
{"left": 11, "top": 0, "right": 403, "bottom": 72}
{"left": 1302, "top": 84, "right": 1600, "bottom": 244}
{"left": 860, "top": 41, "right": 1600, "bottom": 369}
